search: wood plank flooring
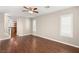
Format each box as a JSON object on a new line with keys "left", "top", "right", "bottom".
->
{"left": 0, "top": 35, "right": 79, "bottom": 53}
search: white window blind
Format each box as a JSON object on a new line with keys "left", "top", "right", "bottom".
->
{"left": 60, "top": 14, "right": 73, "bottom": 38}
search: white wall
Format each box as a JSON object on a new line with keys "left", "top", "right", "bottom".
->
{"left": 0, "top": 14, "right": 4, "bottom": 35}
{"left": 0, "top": 13, "right": 9, "bottom": 40}
{"left": 17, "top": 17, "right": 32, "bottom": 36}
{"left": 33, "top": 7, "right": 79, "bottom": 47}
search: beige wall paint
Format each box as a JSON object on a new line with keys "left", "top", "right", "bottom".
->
{"left": 34, "top": 7, "right": 79, "bottom": 47}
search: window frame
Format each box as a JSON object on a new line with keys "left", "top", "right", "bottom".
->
{"left": 60, "top": 13, "right": 73, "bottom": 38}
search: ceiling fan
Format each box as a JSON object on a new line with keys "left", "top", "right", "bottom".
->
{"left": 23, "top": 6, "right": 39, "bottom": 14}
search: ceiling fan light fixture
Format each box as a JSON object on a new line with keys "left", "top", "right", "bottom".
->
{"left": 23, "top": 6, "right": 38, "bottom": 14}
{"left": 28, "top": 10, "right": 33, "bottom": 14}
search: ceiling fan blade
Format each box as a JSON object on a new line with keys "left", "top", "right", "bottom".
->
{"left": 33, "top": 11, "right": 38, "bottom": 13}
{"left": 33, "top": 8, "right": 37, "bottom": 10}
{"left": 24, "top": 6, "right": 28, "bottom": 9}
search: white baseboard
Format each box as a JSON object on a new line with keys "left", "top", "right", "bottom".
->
{"left": 0, "top": 36, "right": 10, "bottom": 40}
{"left": 17, "top": 33, "right": 32, "bottom": 36}
{"left": 33, "top": 34, "right": 79, "bottom": 48}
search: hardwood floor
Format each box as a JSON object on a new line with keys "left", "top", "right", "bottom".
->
{"left": 0, "top": 35, "right": 79, "bottom": 53}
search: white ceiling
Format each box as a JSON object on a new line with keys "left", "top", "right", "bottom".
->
{"left": 0, "top": 6, "right": 72, "bottom": 18}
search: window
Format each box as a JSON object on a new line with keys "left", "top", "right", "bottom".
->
{"left": 60, "top": 13, "right": 73, "bottom": 38}
{"left": 33, "top": 19, "right": 36, "bottom": 33}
